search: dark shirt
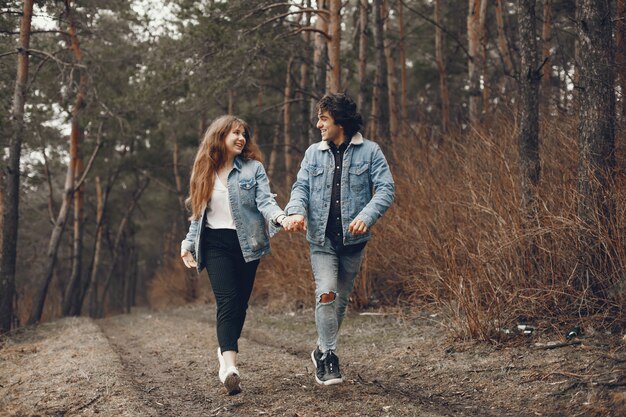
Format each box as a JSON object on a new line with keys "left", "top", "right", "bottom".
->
{"left": 326, "top": 140, "right": 348, "bottom": 245}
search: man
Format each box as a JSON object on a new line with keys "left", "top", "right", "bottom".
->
{"left": 283, "top": 93, "right": 395, "bottom": 385}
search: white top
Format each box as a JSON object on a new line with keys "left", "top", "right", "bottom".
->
{"left": 205, "top": 173, "right": 236, "bottom": 230}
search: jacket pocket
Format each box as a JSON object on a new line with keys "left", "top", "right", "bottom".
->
{"left": 310, "top": 165, "right": 324, "bottom": 191}
{"left": 348, "top": 162, "right": 369, "bottom": 192}
{"left": 239, "top": 177, "right": 257, "bottom": 206}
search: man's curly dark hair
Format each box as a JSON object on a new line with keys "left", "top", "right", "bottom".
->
{"left": 315, "top": 93, "right": 363, "bottom": 139}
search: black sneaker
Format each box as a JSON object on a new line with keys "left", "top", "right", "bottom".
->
{"left": 322, "top": 351, "right": 343, "bottom": 385}
{"left": 311, "top": 347, "right": 325, "bottom": 385}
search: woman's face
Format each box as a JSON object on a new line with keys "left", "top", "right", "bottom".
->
{"left": 224, "top": 124, "right": 247, "bottom": 159}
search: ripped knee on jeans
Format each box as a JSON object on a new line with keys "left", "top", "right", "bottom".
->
{"left": 319, "top": 292, "right": 336, "bottom": 304}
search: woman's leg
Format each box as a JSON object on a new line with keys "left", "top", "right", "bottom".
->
{"left": 204, "top": 229, "right": 257, "bottom": 362}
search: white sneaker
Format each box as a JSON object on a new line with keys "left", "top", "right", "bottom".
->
{"left": 223, "top": 366, "right": 241, "bottom": 395}
{"left": 217, "top": 348, "right": 226, "bottom": 383}
{"left": 217, "top": 348, "right": 241, "bottom": 395}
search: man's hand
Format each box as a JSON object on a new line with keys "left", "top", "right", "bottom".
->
{"left": 181, "top": 249, "right": 197, "bottom": 268}
{"left": 349, "top": 218, "right": 368, "bottom": 235}
{"left": 283, "top": 214, "right": 306, "bottom": 232}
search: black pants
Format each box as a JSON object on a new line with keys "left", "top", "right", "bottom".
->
{"left": 203, "top": 228, "right": 259, "bottom": 353}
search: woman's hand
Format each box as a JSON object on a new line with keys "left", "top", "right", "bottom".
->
{"left": 181, "top": 250, "right": 197, "bottom": 268}
{"left": 283, "top": 214, "right": 306, "bottom": 232}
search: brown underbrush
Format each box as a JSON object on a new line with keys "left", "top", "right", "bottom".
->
{"left": 262, "top": 111, "right": 625, "bottom": 340}
{"left": 151, "top": 111, "right": 624, "bottom": 341}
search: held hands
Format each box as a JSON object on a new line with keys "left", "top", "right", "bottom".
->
{"left": 349, "top": 218, "right": 368, "bottom": 235}
{"left": 181, "top": 249, "right": 197, "bottom": 268}
{"left": 282, "top": 214, "right": 306, "bottom": 232}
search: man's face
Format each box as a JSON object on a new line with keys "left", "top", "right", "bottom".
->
{"left": 316, "top": 110, "right": 344, "bottom": 144}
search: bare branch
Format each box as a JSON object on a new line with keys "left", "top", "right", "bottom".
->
{"left": 74, "top": 123, "right": 104, "bottom": 191}
{"left": 28, "top": 48, "right": 78, "bottom": 67}
{"left": 244, "top": 8, "right": 329, "bottom": 35}
{"left": 399, "top": 0, "right": 471, "bottom": 60}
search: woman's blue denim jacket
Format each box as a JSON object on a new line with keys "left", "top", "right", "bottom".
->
{"left": 181, "top": 157, "right": 284, "bottom": 271}
{"left": 285, "top": 133, "right": 395, "bottom": 246}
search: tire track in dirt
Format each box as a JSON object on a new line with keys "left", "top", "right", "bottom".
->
{"left": 241, "top": 324, "right": 516, "bottom": 417}
{"left": 97, "top": 307, "right": 453, "bottom": 416}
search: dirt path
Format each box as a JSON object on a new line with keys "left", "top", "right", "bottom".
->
{"left": 1, "top": 304, "right": 624, "bottom": 416}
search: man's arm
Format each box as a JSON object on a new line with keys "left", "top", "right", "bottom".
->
{"left": 354, "top": 144, "right": 395, "bottom": 227}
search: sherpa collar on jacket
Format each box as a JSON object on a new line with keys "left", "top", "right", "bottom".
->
{"left": 317, "top": 132, "right": 364, "bottom": 151}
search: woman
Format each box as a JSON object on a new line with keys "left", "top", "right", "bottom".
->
{"left": 181, "top": 115, "right": 286, "bottom": 395}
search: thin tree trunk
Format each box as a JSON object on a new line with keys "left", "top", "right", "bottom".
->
{"left": 284, "top": 57, "right": 294, "bottom": 185}
{"left": 468, "top": 0, "right": 482, "bottom": 124}
{"left": 541, "top": 0, "right": 552, "bottom": 89}
{"left": 86, "top": 176, "right": 105, "bottom": 317}
{"left": 372, "top": 0, "right": 390, "bottom": 144}
{"left": 575, "top": 0, "right": 616, "bottom": 294}
{"left": 327, "top": 0, "right": 341, "bottom": 93}
{"left": 29, "top": 1, "right": 88, "bottom": 324}
{"left": 1, "top": 0, "right": 33, "bottom": 334}
{"left": 173, "top": 133, "right": 198, "bottom": 301}
{"left": 435, "top": 0, "right": 450, "bottom": 133}
{"left": 228, "top": 89, "right": 234, "bottom": 114}
{"left": 98, "top": 178, "right": 150, "bottom": 317}
{"left": 495, "top": 0, "right": 514, "bottom": 94}
{"left": 311, "top": 0, "right": 329, "bottom": 123}
{"left": 479, "top": 0, "right": 489, "bottom": 117}
{"left": 313, "top": 0, "right": 329, "bottom": 97}
{"left": 62, "top": 137, "right": 84, "bottom": 316}
{"left": 616, "top": 0, "right": 625, "bottom": 118}
{"left": 300, "top": 0, "right": 312, "bottom": 145}
{"left": 357, "top": 0, "right": 369, "bottom": 115}
{"left": 383, "top": 0, "right": 399, "bottom": 138}
{"left": 517, "top": 0, "right": 542, "bottom": 284}
{"left": 397, "top": 0, "right": 408, "bottom": 133}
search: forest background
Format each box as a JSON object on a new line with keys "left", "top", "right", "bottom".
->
{"left": 0, "top": 0, "right": 624, "bottom": 341}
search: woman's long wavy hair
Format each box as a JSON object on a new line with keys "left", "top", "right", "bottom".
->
{"left": 186, "top": 115, "right": 262, "bottom": 220}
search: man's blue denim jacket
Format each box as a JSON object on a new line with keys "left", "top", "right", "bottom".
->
{"left": 181, "top": 157, "right": 284, "bottom": 271}
{"left": 285, "top": 133, "right": 395, "bottom": 246}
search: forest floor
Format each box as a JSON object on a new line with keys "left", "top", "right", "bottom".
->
{"left": 0, "top": 304, "right": 624, "bottom": 417}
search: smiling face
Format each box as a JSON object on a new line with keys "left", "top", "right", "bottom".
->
{"left": 224, "top": 124, "right": 247, "bottom": 159}
{"left": 316, "top": 110, "right": 345, "bottom": 146}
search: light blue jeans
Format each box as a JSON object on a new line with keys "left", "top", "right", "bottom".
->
{"left": 310, "top": 237, "right": 366, "bottom": 354}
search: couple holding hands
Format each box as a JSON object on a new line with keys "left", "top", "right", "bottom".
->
{"left": 180, "top": 93, "right": 395, "bottom": 395}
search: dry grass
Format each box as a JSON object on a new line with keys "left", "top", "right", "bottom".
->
{"left": 152, "top": 111, "right": 624, "bottom": 341}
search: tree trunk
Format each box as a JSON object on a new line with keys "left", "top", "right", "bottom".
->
{"left": 495, "top": 0, "right": 515, "bottom": 96}
{"left": 357, "top": 0, "right": 369, "bottom": 115}
{"left": 518, "top": 0, "right": 541, "bottom": 214}
{"left": 173, "top": 133, "right": 198, "bottom": 301}
{"left": 575, "top": 0, "right": 616, "bottom": 294}
{"left": 98, "top": 179, "right": 150, "bottom": 317}
{"left": 616, "top": 0, "right": 625, "bottom": 118}
{"left": 327, "top": 0, "right": 341, "bottom": 93}
{"left": 479, "top": 0, "right": 489, "bottom": 117}
{"left": 397, "top": 0, "right": 408, "bottom": 134}
{"left": 284, "top": 57, "right": 294, "bottom": 185}
{"left": 435, "top": 0, "right": 450, "bottom": 133}
{"left": 313, "top": 0, "right": 328, "bottom": 98}
{"left": 29, "top": 1, "right": 88, "bottom": 324}
{"left": 468, "top": 0, "right": 482, "bottom": 124}
{"left": 383, "top": 0, "right": 399, "bottom": 138}
{"left": 62, "top": 137, "right": 84, "bottom": 316}
{"left": 541, "top": 0, "right": 552, "bottom": 89}
{"left": 517, "top": 0, "right": 542, "bottom": 281}
{"left": 86, "top": 176, "right": 105, "bottom": 317}
{"left": 300, "top": 1, "right": 312, "bottom": 145}
{"left": 372, "top": 0, "right": 390, "bottom": 144}
{"left": 311, "top": 0, "right": 329, "bottom": 123}
{"left": 1, "top": 0, "right": 33, "bottom": 334}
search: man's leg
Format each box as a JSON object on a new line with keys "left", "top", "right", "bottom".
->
{"left": 335, "top": 244, "right": 366, "bottom": 330}
{"left": 310, "top": 238, "right": 340, "bottom": 353}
